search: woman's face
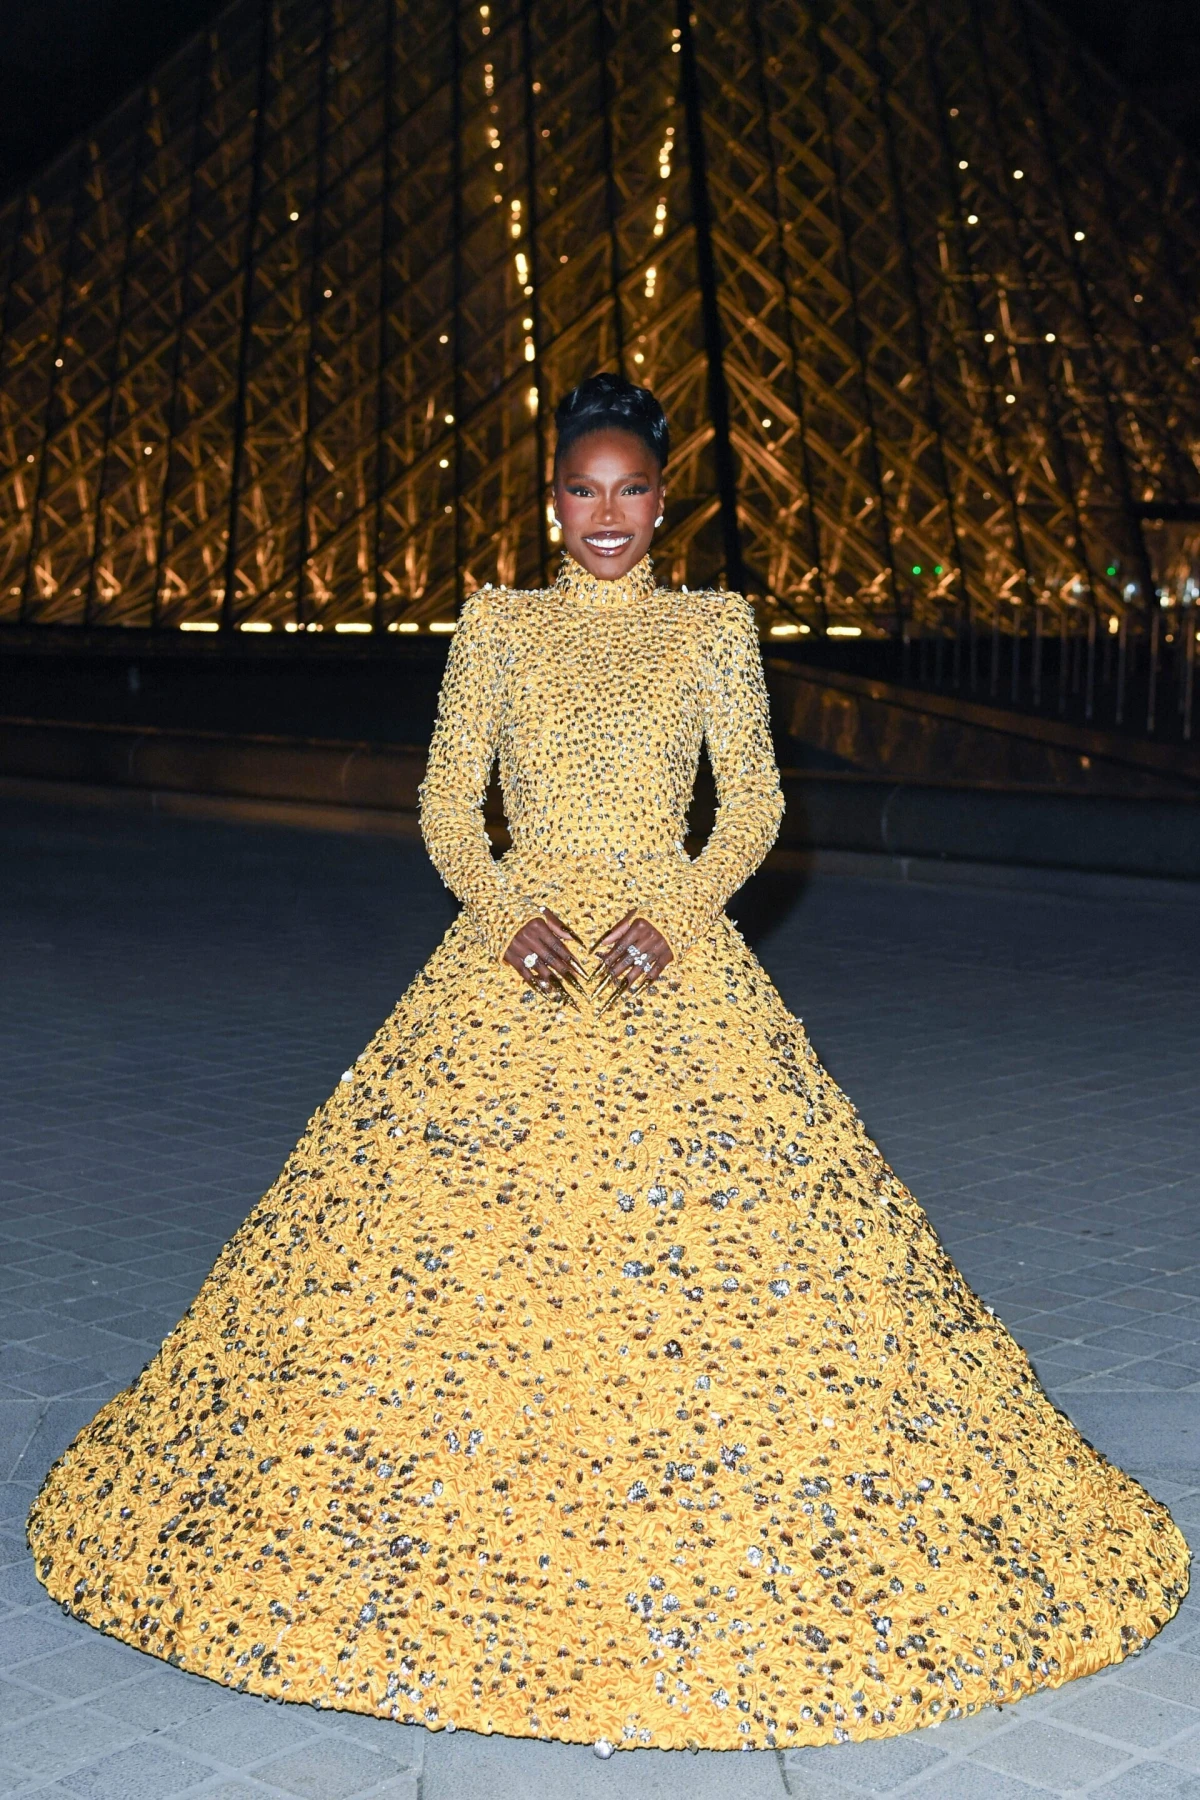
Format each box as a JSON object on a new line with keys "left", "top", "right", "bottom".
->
{"left": 552, "top": 427, "right": 665, "bottom": 580}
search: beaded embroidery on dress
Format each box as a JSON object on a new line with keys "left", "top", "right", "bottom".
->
{"left": 29, "top": 555, "right": 1188, "bottom": 1751}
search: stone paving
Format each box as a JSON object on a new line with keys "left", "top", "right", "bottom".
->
{"left": 1, "top": 793, "right": 1198, "bottom": 1800}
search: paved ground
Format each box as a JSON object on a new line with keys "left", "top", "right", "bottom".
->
{"left": 1, "top": 795, "right": 1198, "bottom": 1800}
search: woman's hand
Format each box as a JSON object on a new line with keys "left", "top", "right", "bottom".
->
{"left": 503, "top": 909, "right": 589, "bottom": 1001}
{"left": 593, "top": 911, "right": 673, "bottom": 1008}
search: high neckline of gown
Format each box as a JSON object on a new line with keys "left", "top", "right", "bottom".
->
{"left": 552, "top": 552, "right": 658, "bottom": 608}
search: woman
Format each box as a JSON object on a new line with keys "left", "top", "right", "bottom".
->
{"left": 29, "top": 375, "right": 1187, "bottom": 1755}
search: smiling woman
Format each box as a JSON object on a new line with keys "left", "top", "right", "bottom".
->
{"left": 28, "top": 369, "right": 1188, "bottom": 1757}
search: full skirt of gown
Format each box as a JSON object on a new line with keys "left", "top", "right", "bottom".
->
{"left": 26, "top": 859, "right": 1190, "bottom": 1752}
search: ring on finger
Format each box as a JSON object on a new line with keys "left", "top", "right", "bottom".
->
{"left": 523, "top": 951, "right": 539, "bottom": 968}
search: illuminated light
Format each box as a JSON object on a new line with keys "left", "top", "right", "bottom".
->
{"left": 827, "top": 625, "right": 862, "bottom": 637}
{"left": 912, "top": 564, "right": 922, "bottom": 575}
{"left": 633, "top": 351, "right": 645, "bottom": 364}
{"left": 324, "top": 287, "right": 333, "bottom": 298}
{"left": 966, "top": 213, "right": 979, "bottom": 224}
{"left": 1106, "top": 564, "right": 1117, "bottom": 576}
{"left": 494, "top": 194, "right": 502, "bottom": 204}
{"left": 494, "top": 162, "right": 503, "bottom": 172}
{"left": 1074, "top": 229, "right": 1085, "bottom": 240}
{"left": 934, "top": 564, "right": 944, "bottom": 575}
{"left": 770, "top": 623, "right": 804, "bottom": 636}
{"left": 958, "top": 159, "right": 968, "bottom": 170}
{"left": 644, "top": 265, "right": 657, "bottom": 298}
{"left": 439, "top": 458, "right": 450, "bottom": 468}
{"left": 949, "top": 106, "right": 959, "bottom": 117}
{"left": 240, "top": 620, "right": 272, "bottom": 632}
{"left": 528, "top": 384, "right": 539, "bottom": 411}
{"left": 1005, "top": 392, "right": 1016, "bottom": 403}
{"left": 439, "top": 333, "right": 449, "bottom": 344}
{"left": 549, "top": 525, "right": 562, "bottom": 543}
{"left": 388, "top": 620, "right": 419, "bottom": 633}
{"left": 560, "top": 253, "right": 568, "bottom": 263}
{"left": 444, "top": 412, "right": 454, "bottom": 423}
{"left": 1108, "top": 616, "right": 1120, "bottom": 634}
{"left": 479, "top": 4, "right": 488, "bottom": 14}
{"left": 284, "top": 621, "right": 298, "bottom": 632}
{"left": 54, "top": 357, "right": 63, "bottom": 367}
{"left": 429, "top": 620, "right": 457, "bottom": 632}
{"left": 143, "top": 445, "right": 153, "bottom": 455}
{"left": 672, "top": 41, "right": 680, "bottom": 51}
{"left": 180, "top": 620, "right": 219, "bottom": 632}
{"left": 444, "top": 503, "right": 453, "bottom": 513}
{"left": 1012, "top": 169, "right": 1024, "bottom": 179}
{"left": 1133, "top": 293, "right": 1143, "bottom": 302}
{"left": 525, "top": 340, "right": 535, "bottom": 361}
{"left": 983, "top": 331, "right": 995, "bottom": 342}
{"left": 335, "top": 622, "right": 371, "bottom": 633}
{"left": 306, "top": 621, "right": 323, "bottom": 631}
{"left": 26, "top": 453, "right": 34, "bottom": 462}
{"left": 1045, "top": 331, "right": 1056, "bottom": 342}
{"left": 511, "top": 198, "right": 521, "bottom": 212}
{"left": 522, "top": 316, "right": 533, "bottom": 329}
{"left": 515, "top": 252, "right": 529, "bottom": 282}
{"left": 761, "top": 417, "right": 771, "bottom": 428}
{"left": 511, "top": 221, "right": 521, "bottom": 239}
{"left": 289, "top": 209, "right": 299, "bottom": 220}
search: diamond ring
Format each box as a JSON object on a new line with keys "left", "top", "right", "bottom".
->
{"left": 523, "top": 952, "right": 539, "bottom": 968}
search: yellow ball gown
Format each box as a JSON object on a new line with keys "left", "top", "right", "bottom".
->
{"left": 28, "top": 553, "right": 1188, "bottom": 1752}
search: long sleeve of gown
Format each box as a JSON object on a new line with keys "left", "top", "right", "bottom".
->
{"left": 418, "top": 593, "right": 542, "bottom": 961}
{"left": 653, "top": 597, "right": 785, "bottom": 960}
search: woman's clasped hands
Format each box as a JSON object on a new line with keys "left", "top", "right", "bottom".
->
{"left": 503, "top": 907, "right": 673, "bottom": 1007}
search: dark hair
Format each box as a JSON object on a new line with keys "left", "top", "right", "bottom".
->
{"left": 553, "top": 372, "right": 670, "bottom": 473}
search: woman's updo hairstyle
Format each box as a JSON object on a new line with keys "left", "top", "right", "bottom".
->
{"left": 553, "top": 372, "right": 669, "bottom": 474}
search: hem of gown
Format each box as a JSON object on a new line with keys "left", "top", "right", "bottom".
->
{"left": 31, "top": 1550, "right": 1188, "bottom": 1756}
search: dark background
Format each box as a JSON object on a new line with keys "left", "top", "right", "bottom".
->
{"left": 0, "top": 0, "right": 1197, "bottom": 199}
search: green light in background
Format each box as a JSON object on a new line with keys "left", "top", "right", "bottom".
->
{"left": 912, "top": 564, "right": 922, "bottom": 575}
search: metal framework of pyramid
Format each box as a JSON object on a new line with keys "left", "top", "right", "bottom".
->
{"left": 1, "top": 0, "right": 1198, "bottom": 659}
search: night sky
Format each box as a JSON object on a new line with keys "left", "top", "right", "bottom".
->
{"left": 0, "top": 0, "right": 1197, "bottom": 197}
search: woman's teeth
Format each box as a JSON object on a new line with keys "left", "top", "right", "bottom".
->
{"left": 586, "top": 534, "right": 632, "bottom": 550}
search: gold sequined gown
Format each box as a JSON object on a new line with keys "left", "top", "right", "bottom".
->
{"left": 29, "top": 554, "right": 1188, "bottom": 1752}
